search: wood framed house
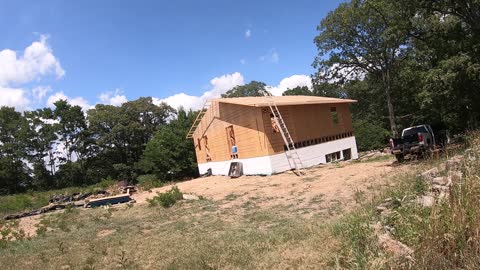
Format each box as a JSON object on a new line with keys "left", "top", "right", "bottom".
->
{"left": 187, "top": 95, "right": 358, "bottom": 175}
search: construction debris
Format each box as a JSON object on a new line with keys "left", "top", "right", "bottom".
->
{"left": 49, "top": 190, "right": 109, "bottom": 204}
{"left": 3, "top": 189, "right": 135, "bottom": 220}
{"left": 84, "top": 194, "right": 132, "bottom": 208}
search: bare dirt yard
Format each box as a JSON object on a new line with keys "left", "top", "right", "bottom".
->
{"left": 3, "top": 156, "right": 420, "bottom": 270}
{"left": 134, "top": 157, "right": 403, "bottom": 217}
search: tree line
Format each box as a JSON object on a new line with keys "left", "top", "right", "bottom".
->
{"left": 311, "top": 0, "right": 480, "bottom": 143}
{"left": 0, "top": 98, "right": 197, "bottom": 195}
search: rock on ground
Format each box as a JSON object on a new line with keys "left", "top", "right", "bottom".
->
{"left": 416, "top": 195, "right": 435, "bottom": 208}
{"left": 183, "top": 194, "right": 199, "bottom": 200}
{"left": 421, "top": 167, "right": 439, "bottom": 182}
{"left": 371, "top": 222, "right": 414, "bottom": 260}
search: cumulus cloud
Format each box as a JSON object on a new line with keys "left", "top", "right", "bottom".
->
{"left": 32, "top": 86, "right": 52, "bottom": 100}
{"left": 245, "top": 29, "right": 251, "bottom": 38}
{"left": 47, "top": 91, "right": 92, "bottom": 111}
{"left": 267, "top": 74, "right": 313, "bottom": 96}
{"left": 99, "top": 89, "right": 128, "bottom": 106}
{"left": 154, "top": 72, "right": 245, "bottom": 110}
{"left": 0, "top": 35, "right": 64, "bottom": 111}
{"left": 260, "top": 48, "right": 279, "bottom": 64}
{"left": 0, "top": 87, "right": 31, "bottom": 110}
{"left": 155, "top": 72, "right": 314, "bottom": 110}
{"left": 0, "top": 35, "right": 64, "bottom": 87}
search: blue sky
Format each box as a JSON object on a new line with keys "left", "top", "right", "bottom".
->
{"left": 0, "top": 0, "right": 344, "bottom": 110}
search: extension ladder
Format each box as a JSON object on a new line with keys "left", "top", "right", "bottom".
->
{"left": 263, "top": 91, "right": 305, "bottom": 175}
{"left": 186, "top": 100, "right": 212, "bottom": 138}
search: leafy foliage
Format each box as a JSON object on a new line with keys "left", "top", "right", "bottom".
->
{"left": 353, "top": 119, "right": 391, "bottom": 151}
{"left": 136, "top": 174, "right": 163, "bottom": 190}
{"left": 138, "top": 108, "right": 198, "bottom": 181}
{"left": 148, "top": 186, "right": 183, "bottom": 208}
{"left": 282, "top": 86, "right": 312, "bottom": 96}
{"left": 221, "top": 81, "right": 267, "bottom": 98}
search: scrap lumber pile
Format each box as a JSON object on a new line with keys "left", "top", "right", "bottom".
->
{"left": 3, "top": 189, "right": 135, "bottom": 220}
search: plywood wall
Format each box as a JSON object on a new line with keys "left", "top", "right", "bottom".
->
{"left": 193, "top": 102, "right": 270, "bottom": 164}
{"left": 192, "top": 102, "right": 354, "bottom": 164}
{"left": 262, "top": 103, "right": 354, "bottom": 155}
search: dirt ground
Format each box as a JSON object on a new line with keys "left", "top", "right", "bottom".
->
{"left": 133, "top": 158, "right": 403, "bottom": 216}
{"left": 16, "top": 157, "right": 403, "bottom": 237}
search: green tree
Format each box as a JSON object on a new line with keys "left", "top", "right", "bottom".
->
{"left": 52, "top": 100, "right": 87, "bottom": 163}
{"left": 312, "top": 82, "right": 344, "bottom": 98}
{"left": 353, "top": 119, "right": 391, "bottom": 151}
{"left": 0, "top": 107, "right": 31, "bottom": 194}
{"left": 411, "top": 1, "right": 480, "bottom": 131}
{"left": 282, "top": 86, "right": 312, "bottom": 96}
{"left": 138, "top": 108, "right": 198, "bottom": 181}
{"left": 87, "top": 97, "right": 175, "bottom": 181}
{"left": 221, "top": 81, "right": 267, "bottom": 98}
{"left": 314, "top": 0, "right": 416, "bottom": 137}
{"left": 24, "top": 108, "right": 58, "bottom": 189}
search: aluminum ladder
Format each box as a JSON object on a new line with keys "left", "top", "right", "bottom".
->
{"left": 263, "top": 91, "right": 305, "bottom": 175}
{"left": 186, "top": 100, "right": 212, "bottom": 139}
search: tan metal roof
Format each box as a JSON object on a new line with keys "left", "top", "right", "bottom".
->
{"left": 212, "top": 95, "right": 356, "bottom": 107}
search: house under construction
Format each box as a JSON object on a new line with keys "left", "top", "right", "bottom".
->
{"left": 187, "top": 95, "right": 358, "bottom": 176}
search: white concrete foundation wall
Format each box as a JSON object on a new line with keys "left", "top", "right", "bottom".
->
{"left": 197, "top": 136, "right": 358, "bottom": 176}
{"left": 270, "top": 136, "right": 358, "bottom": 174}
{"left": 198, "top": 155, "right": 273, "bottom": 176}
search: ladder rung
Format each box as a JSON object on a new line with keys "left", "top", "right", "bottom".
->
{"left": 263, "top": 91, "right": 304, "bottom": 173}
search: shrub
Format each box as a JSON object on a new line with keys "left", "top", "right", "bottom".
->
{"left": 94, "top": 177, "right": 116, "bottom": 189}
{"left": 353, "top": 119, "right": 391, "bottom": 151}
{"left": 136, "top": 174, "right": 163, "bottom": 190}
{"left": 148, "top": 186, "right": 183, "bottom": 208}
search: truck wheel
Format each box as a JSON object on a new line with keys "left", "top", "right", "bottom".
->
{"left": 395, "top": 154, "right": 405, "bottom": 162}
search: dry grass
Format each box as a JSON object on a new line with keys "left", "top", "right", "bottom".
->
{"left": 412, "top": 132, "right": 480, "bottom": 269}
{"left": 0, "top": 158, "right": 408, "bottom": 270}
{"left": 0, "top": 198, "right": 341, "bottom": 269}
{"left": 5, "top": 149, "right": 476, "bottom": 269}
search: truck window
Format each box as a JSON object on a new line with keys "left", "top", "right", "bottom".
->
{"left": 402, "top": 126, "right": 427, "bottom": 137}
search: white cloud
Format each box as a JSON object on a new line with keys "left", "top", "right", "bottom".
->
{"left": 155, "top": 72, "right": 314, "bottom": 110}
{"left": 154, "top": 72, "right": 245, "bottom": 110}
{"left": 267, "top": 74, "right": 312, "bottom": 96}
{"left": 0, "top": 35, "right": 65, "bottom": 87}
{"left": 0, "top": 35, "right": 65, "bottom": 111}
{"left": 99, "top": 89, "right": 127, "bottom": 106}
{"left": 47, "top": 91, "right": 92, "bottom": 111}
{"left": 245, "top": 29, "right": 251, "bottom": 38}
{"left": 240, "top": 59, "right": 247, "bottom": 65}
{"left": 260, "top": 48, "right": 279, "bottom": 64}
{"left": 32, "top": 86, "right": 52, "bottom": 100}
{"left": 0, "top": 87, "right": 31, "bottom": 110}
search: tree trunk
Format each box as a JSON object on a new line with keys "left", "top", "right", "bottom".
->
{"left": 383, "top": 69, "right": 399, "bottom": 138}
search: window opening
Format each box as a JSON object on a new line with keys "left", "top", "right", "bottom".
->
{"left": 343, "top": 149, "right": 352, "bottom": 160}
{"left": 203, "top": 136, "right": 211, "bottom": 162}
{"left": 226, "top": 126, "right": 238, "bottom": 159}
{"left": 330, "top": 107, "right": 339, "bottom": 125}
{"left": 270, "top": 113, "right": 280, "bottom": 133}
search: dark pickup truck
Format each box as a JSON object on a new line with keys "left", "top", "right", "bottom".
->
{"left": 390, "top": 124, "right": 449, "bottom": 162}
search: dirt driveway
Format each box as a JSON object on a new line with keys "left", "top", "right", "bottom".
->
{"left": 133, "top": 158, "right": 404, "bottom": 216}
